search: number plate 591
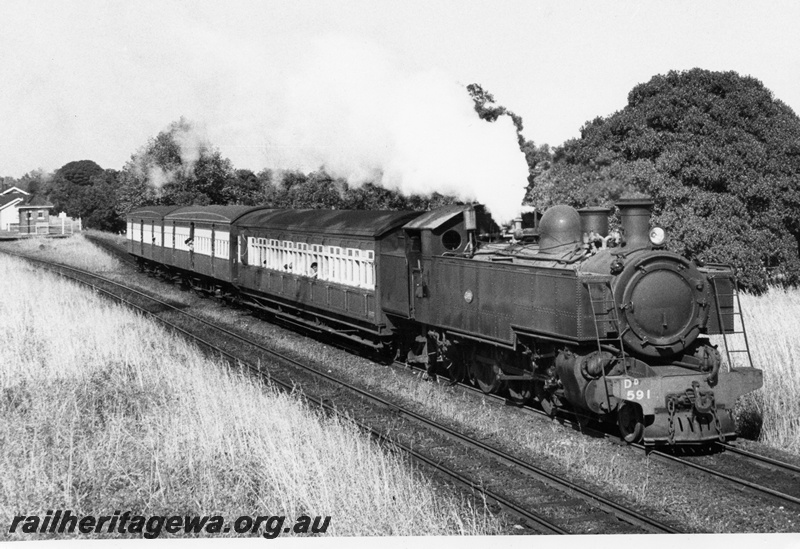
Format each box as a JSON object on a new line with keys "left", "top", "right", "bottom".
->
{"left": 623, "top": 378, "right": 651, "bottom": 401}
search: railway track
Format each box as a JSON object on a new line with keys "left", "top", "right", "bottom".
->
{"left": 81, "top": 236, "right": 800, "bottom": 515}
{"left": 452, "top": 371, "right": 800, "bottom": 511}
{"left": 53, "top": 236, "right": 800, "bottom": 522}
{"left": 4, "top": 247, "right": 682, "bottom": 535}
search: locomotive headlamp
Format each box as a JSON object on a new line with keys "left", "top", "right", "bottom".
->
{"left": 649, "top": 227, "right": 666, "bottom": 246}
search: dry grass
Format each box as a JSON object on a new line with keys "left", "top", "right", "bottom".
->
{"left": 1, "top": 233, "right": 122, "bottom": 272}
{"left": 731, "top": 288, "right": 800, "bottom": 454}
{"left": 0, "top": 254, "right": 499, "bottom": 539}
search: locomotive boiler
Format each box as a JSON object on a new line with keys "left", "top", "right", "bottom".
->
{"left": 127, "top": 198, "right": 762, "bottom": 445}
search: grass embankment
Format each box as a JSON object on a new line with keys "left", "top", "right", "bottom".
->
{"left": 5, "top": 232, "right": 122, "bottom": 272}
{"left": 734, "top": 288, "right": 800, "bottom": 455}
{"left": 0, "top": 253, "right": 498, "bottom": 539}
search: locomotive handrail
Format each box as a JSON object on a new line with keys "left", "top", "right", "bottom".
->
{"left": 709, "top": 275, "right": 754, "bottom": 371}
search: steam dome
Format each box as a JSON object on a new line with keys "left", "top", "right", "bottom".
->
{"left": 539, "top": 205, "right": 581, "bottom": 254}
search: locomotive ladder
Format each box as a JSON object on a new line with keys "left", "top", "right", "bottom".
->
{"left": 582, "top": 276, "right": 629, "bottom": 388}
{"left": 709, "top": 276, "right": 754, "bottom": 370}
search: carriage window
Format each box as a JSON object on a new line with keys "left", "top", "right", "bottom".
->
{"left": 214, "top": 229, "right": 230, "bottom": 259}
{"left": 238, "top": 238, "right": 375, "bottom": 289}
{"left": 409, "top": 235, "right": 422, "bottom": 253}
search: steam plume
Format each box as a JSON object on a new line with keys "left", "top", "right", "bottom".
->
{"left": 130, "top": 118, "right": 212, "bottom": 195}
{"left": 264, "top": 35, "right": 529, "bottom": 222}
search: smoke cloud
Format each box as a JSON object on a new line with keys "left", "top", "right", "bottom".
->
{"left": 130, "top": 118, "right": 213, "bottom": 195}
{"left": 263, "top": 35, "right": 530, "bottom": 223}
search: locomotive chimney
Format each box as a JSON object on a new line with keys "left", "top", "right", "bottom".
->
{"left": 616, "top": 197, "right": 654, "bottom": 249}
{"left": 577, "top": 207, "right": 611, "bottom": 237}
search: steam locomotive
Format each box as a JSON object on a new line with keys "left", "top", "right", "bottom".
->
{"left": 127, "top": 198, "right": 762, "bottom": 445}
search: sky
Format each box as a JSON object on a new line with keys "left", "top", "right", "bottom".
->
{"left": 1, "top": 0, "right": 799, "bottom": 217}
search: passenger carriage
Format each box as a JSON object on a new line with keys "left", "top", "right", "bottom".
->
{"left": 231, "top": 208, "right": 420, "bottom": 350}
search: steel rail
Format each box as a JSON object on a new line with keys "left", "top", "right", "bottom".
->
{"left": 641, "top": 448, "right": 800, "bottom": 508}
{"left": 714, "top": 442, "right": 800, "bottom": 475}
{"left": 397, "top": 356, "right": 800, "bottom": 510}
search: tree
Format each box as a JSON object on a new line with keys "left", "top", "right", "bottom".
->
{"left": 0, "top": 176, "right": 17, "bottom": 193}
{"left": 117, "top": 118, "right": 236, "bottom": 210}
{"left": 47, "top": 161, "right": 125, "bottom": 231}
{"left": 530, "top": 69, "right": 800, "bottom": 291}
{"left": 222, "top": 169, "right": 262, "bottom": 205}
{"left": 84, "top": 170, "right": 126, "bottom": 232}
{"left": 17, "top": 169, "right": 52, "bottom": 195}
{"left": 47, "top": 160, "right": 105, "bottom": 213}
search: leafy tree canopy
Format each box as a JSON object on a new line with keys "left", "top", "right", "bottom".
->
{"left": 53, "top": 160, "right": 104, "bottom": 187}
{"left": 260, "top": 170, "right": 460, "bottom": 211}
{"left": 48, "top": 161, "right": 125, "bottom": 232}
{"left": 17, "top": 169, "right": 52, "bottom": 195}
{"left": 117, "top": 118, "right": 236, "bottom": 212}
{"left": 530, "top": 69, "right": 800, "bottom": 291}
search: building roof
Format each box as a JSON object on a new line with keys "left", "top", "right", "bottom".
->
{"left": 234, "top": 208, "right": 422, "bottom": 238}
{"left": 17, "top": 195, "right": 54, "bottom": 209}
{"left": 0, "top": 186, "right": 29, "bottom": 196}
{"left": 0, "top": 193, "right": 24, "bottom": 209}
{"left": 2, "top": 192, "right": 53, "bottom": 210}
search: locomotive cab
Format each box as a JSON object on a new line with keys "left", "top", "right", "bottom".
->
{"left": 398, "top": 204, "right": 496, "bottom": 319}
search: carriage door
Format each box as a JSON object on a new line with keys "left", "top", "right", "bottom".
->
{"left": 149, "top": 220, "right": 155, "bottom": 259}
{"left": 138, "top": 219, "right": 144, "bottom": 255}
{"left": 407, "top": 231, "right": 423, "bottom": 317}
{"left": 210, "top": 224, "right": 216, "bottom": 276}
{"left": 189, "top": 222, "right": 195, "bottom": 269}
{"left": 170, "top": 222, "right": 176, "bottom": 264}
